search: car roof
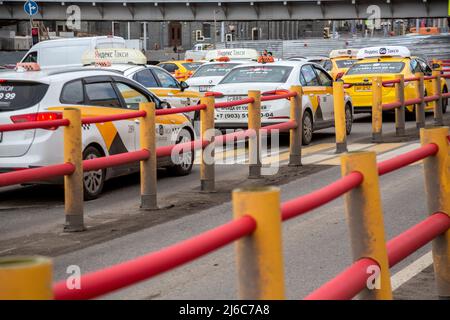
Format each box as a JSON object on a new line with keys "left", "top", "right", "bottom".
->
{"left": 230, "top": 60, "right": 312, "bottom": 68}
{"left": 0, "top": 67, "right": 122, "bottom": 83}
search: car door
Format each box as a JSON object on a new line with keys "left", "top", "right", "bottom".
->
{"left": 300, "top": 64, "right": 329, "bottom": 121}
{"left": 83, "top": 79, "right": 137, "bottom": 155}
{"left": 114, "top": 79, "right": 171, "bottom": 149}
{"left": 313, "top": 66, "right": 334, "bottom": 120}
{"left": 417, "top": 58, "right": 435, "bottom": 109}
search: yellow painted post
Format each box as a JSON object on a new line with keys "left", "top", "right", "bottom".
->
{"left": 420, "top": 126, "right": 450, "bottom": 299}
{"left": 341, "top": 151, "right": 393, "bottom": 300}
{"left": 333, "top": 81, "right": 348, "bottom": 153}
{"left": 200, "top": 96, "right": 215, "bottom": 192}
{"left": 415, "top": 72, "right": 426, "bottom": 128}
{"left": 432, "top": 70, "right": 444, "bottom": 126}
{"left": 233, "top": 186, "right": 285, "bottom": 299}
{"left": 0, "top": 256, "right": 53, "bottom": 300}
{"left": 371, "top": 77, "right": 383, "bottom": 143}
{"left": 63, "top": 108, "right": 84, "bottom": 232}
{"left": 248, "top": 90, "right": 262, "bottom": 179}
{"left": 289, "top": 85, "right": 303, "bottom": 166}
{"left": 139, "top": 102, "right": 157, "bottom": 210}
{"left": 394, "top": 74, "right": 406, "bottom": 136}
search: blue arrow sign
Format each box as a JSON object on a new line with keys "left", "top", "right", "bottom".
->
{"left": 24, "top": 0, "right": 39, "bottom": 16}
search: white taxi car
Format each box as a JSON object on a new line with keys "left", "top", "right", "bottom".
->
{"left": 0, "top": 66, "right": 195, "bottom": 199}
{"left": 186, "top": 59, "right": 250, "bottom": 93}
{"left": 213, "top": 60, "right": 353, "bottom": 145}
{"left": 82, "top": 48, "right": 201, "bottom": 109}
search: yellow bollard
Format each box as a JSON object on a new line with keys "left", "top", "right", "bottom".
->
{"left": 394, "top": 74, "right": 406, "bottom": 136}
{"left": 139, "top": 102, "right": 157, "bottom": 210}
{"left": 63, "top": 108, "right": 84, "bottom": 232}
{"left": 200, "top": 95, "right": 215, "bottom": 192}
{"left": 289, "top": 85, "right": 303, "bottom": 166}
{"left": 341, "top": 151, "right": 392, "bottom": 300}
{"left": 420, "top": 126, "right": 450, "bottom": 299}
{"left": 371, "top": 77, "right": 383, "bottom": 143}
{"left": 432, "top": 70, "right": 444, "bottom": 126}
{"left": 233, "top": 186, "right": 285, "bottom": 299}
{"left": 333, "top": 81, "right": 348, "bottom": 153}
{"left": 415, "top": 72, "right": 426, "bottom": 128}
{"left": 247, "top": 90, "right": 262, "bottom": 179}
{"left": 0, "top": 256, "right": 53, "bottom": 300}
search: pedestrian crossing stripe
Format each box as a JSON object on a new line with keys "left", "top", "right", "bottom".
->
{"left": 193, "top": 142, "right": 424, "bottom": 168}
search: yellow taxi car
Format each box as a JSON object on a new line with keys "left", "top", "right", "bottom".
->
{"left": 342, "top": 46, "right": 448, "bottom": 116}
{"left": 158, "top": 59, "right": 204, "bottom": 82}
{"left": 322, "top": 49, "right": 359, "bottom": 80}
{"left": 82, "top": 49, "right": 201, "bottom": 110}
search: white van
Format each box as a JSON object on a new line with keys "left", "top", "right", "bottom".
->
{"left": 20, "top": 36, "right": 126, "bottom": 69}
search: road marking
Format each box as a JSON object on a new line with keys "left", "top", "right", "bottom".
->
{"left": 376, "top": 143, "right": 421, "bottom": 162}
{"left": 391, "top": 251, "right": 433, "bottom": 291}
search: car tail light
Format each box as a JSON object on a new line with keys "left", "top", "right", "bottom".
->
{"left": 335, "top": 72, "right": 344, "bottom": 80}
{"left": 0, "top": 79, "right": 6, "bottom": 83}
{"left": 204, "top": 91, "right": 224, "bottom": 98}
{"left": 10, "top": 112, "right": 63, "bottom": 130}
{"left": 343, "top": 83, "right": 353, "bottom": 89}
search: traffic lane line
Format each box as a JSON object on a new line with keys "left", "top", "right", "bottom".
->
{"left": 391, "top": 251, "right": 433, "bottom": 291}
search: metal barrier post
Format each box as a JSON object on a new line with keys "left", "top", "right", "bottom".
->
{"left": 248, "top": 90, "right": 262, "bottom": 178}
{"left": 341, "top": 151, "right": 393, "bottom": 300}
{"left": 289, "top": 85, "right": 303, "bottom": 166}
{"left": 395, "top": 74, "right": 406, "bottom": 136}
{"left": 63, "top": 108, "right": 84, "bottom": 232}
{"left": 372, "top": 77, "right": 383, "bottom": 143}
{"left": 0, "top": 256, "right": 53, "bottom": 300}
{"left": 420, "top": 126, "right": 450, "bottom": 299}
{"left": 233, "top": 186, "right": 285, "bottom": 299}
{"left": 415, "top": 72, "right": 426, "bottom": 128}
{"left": 200, "top": 96, "right": 215, "bottom": 192}
{"left": 140, "top": 102, "right": 158, "bottom": 210}
{"left": 333, "top": 81, "right": 348, "bottom": 153}
{"left": 432, "top": 70, "right": 444, "bottom": 126}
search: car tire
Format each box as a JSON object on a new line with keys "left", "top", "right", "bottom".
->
{"left": 345, "top": 104, "right": 353, "bottom": 135}
{"left": 83, "top": 146, "right": 105, "bottom": 200}
{"left": 167, "top": 128, "right": 194, "bottom": 176}
{"left": 302, "top": 110, "right": 313, "bottom": 146}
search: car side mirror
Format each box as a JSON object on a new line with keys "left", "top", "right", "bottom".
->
{"left": 158, "top": 101, "right": 171, "bottom": 109}
{"left": 179, "top": 81, "right": 189, "bottom": 92}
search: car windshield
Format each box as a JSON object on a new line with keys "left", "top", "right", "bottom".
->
{"left": 335, "top": 59, "right": 359, "bottom": 68}
{"left": 182, "top": 62, "right": 203, "bottom": 71}
{"left": 220, "top": 66, "right": 293, "bottom": 84}
{"left": 192, "top": 63, "right": 240, "bottom": 78}
{"left": 346, "top": 62, "right": 405, "bottom": 75}
{"left": 0, "top": 81, "right": 49, "bottom": 111}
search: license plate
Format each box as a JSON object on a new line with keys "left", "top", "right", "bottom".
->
{"left": 227, "top": 95, "right": 246, "bottom": 102}
{"left": 355, "top": 85, "right": 371, "bottom": 92}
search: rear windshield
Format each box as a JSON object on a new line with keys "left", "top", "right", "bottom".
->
{"left": 0, "top": 81, "right": 49, "bottom": 112}
{"left": 346, "top": 62, "right": 405, "bottom": 75}
{"left": 335, "top": 59, "right": 359, "bottom": 69}
{"left": 182, "top": 62, "right": 203, "bottom": 71}
{"left": 220, "top": 66, "right": 293, "bottom": 84}
{"left": 192, "top": 63, "right": 240, "bottom": 78}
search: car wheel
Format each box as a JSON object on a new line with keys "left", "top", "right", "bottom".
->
{"left": 345, "top": 104, "right": 353, "bottom": 135}
{"left": 442, "top": 87, "right": 448, "bottom": 114}
{"left": 83, "top": 146, "right": 105, "bottom": 200}
{"left": 167, "top": 128, "right": 194, "bottom": 176}
{"left": 302, "top": 110, "right": 313, "bottom": 146}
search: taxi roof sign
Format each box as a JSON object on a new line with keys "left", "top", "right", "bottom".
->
{"left": 329, "top": 49, "right": 359, "bottom": 59}
{"left": 82, "top": 48, "right": 147, "bottom": 65}
{"left": 204, "top": 48, "right": 258, "bottom": 61}
{"left": 356, "top": 46, "right": 411, "bottom": 59}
